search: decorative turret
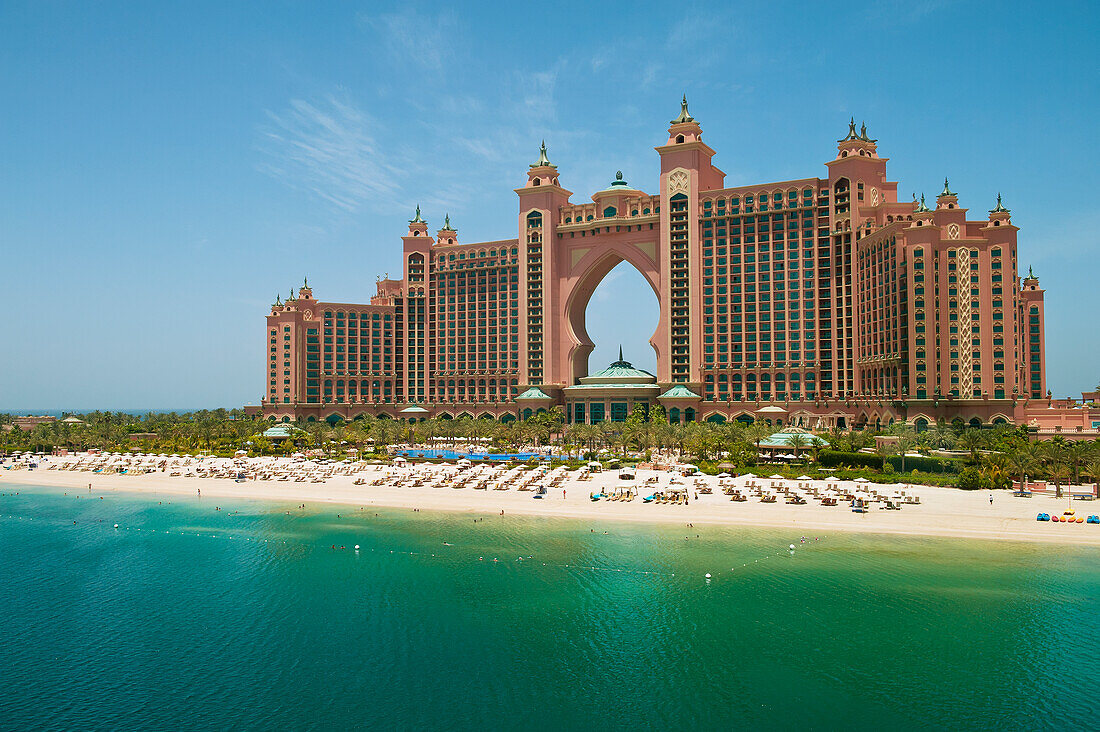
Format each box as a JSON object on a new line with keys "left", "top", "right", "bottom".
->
{"left": 838, "top": 117, "right": 859, "bottom": 142}
{"left": 835, "top": 117, "right": 879, "bottom": 159}
{"left": 530, "top": 140, "right": 555, "bottom": 169}
{"left": 437, "top": 214, "right": 457, "bottom": 245}
{"left": 525, "top": 141, "right": 561, "bottom": 188}
{"left": 407, "top": 204, "right": 429, "bottom": 237}
{"left": 935, "top": 177, "right": 959, "bottom": 209}
{"left": 298, "top": 277, "right": 313, "bottom": 299}
{"left": 914, "top": 193, "right": 931, "bottom": 213}
{"left": 988, "top": 192, "right": 1012, "bottom": 226}
{"left": 671, "top": 94, "right": 694, "bottom": 124}
{"left": 666, "top": 94, "right": 703, "bottom": 145}
{"left": 1022, "top": 265, "right": 1040, "bottom": 288}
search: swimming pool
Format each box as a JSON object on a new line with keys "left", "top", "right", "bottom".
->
{"left": 394, "top": 449, "right": 565, "bottom": 461}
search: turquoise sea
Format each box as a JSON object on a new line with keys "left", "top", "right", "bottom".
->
{"left": 1, "top": 484, "right": 1097, "bottom": 730}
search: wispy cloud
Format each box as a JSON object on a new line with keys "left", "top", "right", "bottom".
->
{"left": 257, "top": 94, "right": 404, "bottom": 212}
{"left": 357, "top": 8, "right": 459, "bottom": 70}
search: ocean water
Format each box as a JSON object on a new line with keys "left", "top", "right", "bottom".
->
{"left": 1, "top": 485, "right": 1097, "bottom": 731}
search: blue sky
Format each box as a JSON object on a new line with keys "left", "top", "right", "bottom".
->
{"left": 1, "top": 1, "right": 1097, "bottom": 410}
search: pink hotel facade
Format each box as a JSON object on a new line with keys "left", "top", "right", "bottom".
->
{"left": 252, "top": 99, "right": 1100, "bottom": 437}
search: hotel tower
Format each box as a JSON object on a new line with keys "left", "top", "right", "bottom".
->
{"left": 252, "top": 99, "right": 1097, "bottom": 437}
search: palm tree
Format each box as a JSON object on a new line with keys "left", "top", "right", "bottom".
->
{"left": 786, "top": 433, "right": 809, "bottom": 461}
{"left": 1007, "top": 442, "right": 1038, "bottom": 492}
{"left": 1085, "top": 459, "right": 1100, "bottom": 498}
{"left": 1064, "top": 441, "right": 1093, "bottom": 486}
{"left": 1049, "top": 463, "right": 1071, "bottom": 499}
{"left": 957, "top": 429, "right": 987, "bottom": 464}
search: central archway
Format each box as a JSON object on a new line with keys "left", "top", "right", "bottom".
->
{"left": 582, "top": 261, "right": 659, "bottom": 375}
{"left": 560, "top": 243, "right": 663, "bottom": 384}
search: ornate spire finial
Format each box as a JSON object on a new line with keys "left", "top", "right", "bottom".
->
{"left": 1028, "top": 265, "right": 1034, "bottom": 278}
{"left": 990, "top": 193, "right": 1009, "bottom": 214}
{"left": 531, "top": 140, "right": 553, "bottom": 168}
{"left": 860, "top": 121, "right": 867, "bottom": 140}
{"left": 671, "top": 94, "right": 694, "bottom": 124}
{"left": 303, "top": 275, "right": 308, "bottom": 288}
{"left": 290, "top": 288, "right": 296, "bottom": 300}
{"left": 915, "top": 194, "right": 930, "bottom": 213}
{"left": 615, "top": 170, "right": 623, "bottom": 181}
{"left": 410, "top": 204, "right": 425, "bottom": 224}
{"left": 275, "top": 294, "right": 282, "bottom": 306}
{"left": 839, "top": 117, "right": 859, "bottom": 142}
{"left": 941, "top": 177, "right": 955, "bottom": 197}
{"left": 442, "top": 213, "right": 454, "bottom": 231}
{"left": 619, "top": 344, "right": 623, "bottom": 361}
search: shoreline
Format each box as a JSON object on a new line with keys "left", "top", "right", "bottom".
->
{"left": 4, "top": 467, "right": 1099, "bottom": 547}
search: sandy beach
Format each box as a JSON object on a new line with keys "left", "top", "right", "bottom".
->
{"left": 4, "top": 455, "right": 1099, "bottom": 546}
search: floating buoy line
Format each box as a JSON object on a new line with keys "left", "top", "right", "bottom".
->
{"left": 2, "top": 499, "right": 826, "bottom": 582}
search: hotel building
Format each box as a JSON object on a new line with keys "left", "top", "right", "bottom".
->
{"left": 253, "top": 99, "right": 1098, "bottom": 437}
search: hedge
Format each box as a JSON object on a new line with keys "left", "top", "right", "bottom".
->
{"left": 817, "top": 450, "right": 962, "bottom": 474}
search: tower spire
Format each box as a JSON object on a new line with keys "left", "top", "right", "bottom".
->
{"left": 838, "top": 117, "right": 859, "bottom": 142}
{"left": 671, "top": 94, "right": 694, "bottom": 124}
{"left": 442, "top": 213, "right": 454, "bottom": 231}
{"left": 531, "top": 140, "right": 553, "bottom": 168}
{"left": 619, "top": 344, "right": 623, "bottom": 361}
{"left": 941, "top": 177, "right": 955, "bottom": 197}
{"left": 410, "top": 204, "right": 425, "bottom": 224}
{"left": 990, "top": 193, "right": 1009, "bottom": 213}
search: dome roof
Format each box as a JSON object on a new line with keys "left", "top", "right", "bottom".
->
{"left": 579, "top": 348, "right": 656, "bottom": 385}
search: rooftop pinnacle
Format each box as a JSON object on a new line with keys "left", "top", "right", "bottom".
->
{"left": 838, "top": 117, "right": 859, "bottom": 142}
{"left": 990, "top": 193, "right": 1010, "bottom": 213}
{"left": 941, "top": 177, "right": 955, "bottom": 197}
{"left": 531, "top": 140, "right": 553, "bottom": 168}
{"left": 442, "top": 213, "right": 454, "bottom": 231}
{"left": 410, "top": 204, "right": 425, "bottom": 224}
{"left": 671, "top": 94, "right": 694, "bottom": 124}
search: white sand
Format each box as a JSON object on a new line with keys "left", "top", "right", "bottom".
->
{"left": 4, "top": 458, "right": 1099, "bottom": 546}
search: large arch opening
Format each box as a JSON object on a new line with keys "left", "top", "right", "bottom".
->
{"left": 572, "top": 260, "right": 660, "bottom": 380}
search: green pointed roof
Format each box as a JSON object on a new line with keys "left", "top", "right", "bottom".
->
{"left": 410, "top": 204, "right": 425, "bottom": 224}
{"left": 441, "top": 213, "right": 455, "bottom": 231}
{"left": 671, "top": 94, "right": 694, "bottom": 124}
{"left": 838, "top": 116, "right": 859, "bottom": 142}
{"left": 530, "top": 140, "right": 555, "bottom": 168}
{"left": 516, "top": 386, "right": 552, "bottom": 400}
{"left": 915, "top": 193, "right": 931, "bottom": 213}
{"left": 940, "top": 177, "right": 955, "bottom": 197}
{"left": 658, "top": 385, "right": 700, "bottom": 400}
{"left": 990, "top": 193, "right": 1009, "bottom": 213}
{"left": 586, "top": 358, "right": 656, "bottom": 382}
{"left": 858, "top": 121, "right": 877, "bottom": 143}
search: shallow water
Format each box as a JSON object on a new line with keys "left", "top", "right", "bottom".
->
{"left": 1, "top": 485, "right": 1097, "bottom": 730}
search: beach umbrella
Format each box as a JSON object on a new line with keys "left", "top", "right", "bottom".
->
{"left": 797, "top": 475, "right": 813, "bottom": 481}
